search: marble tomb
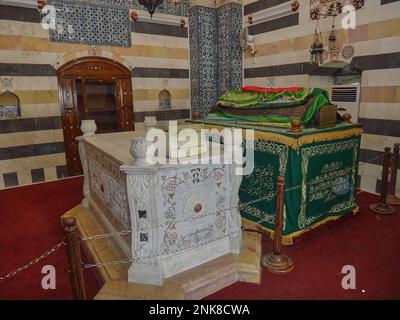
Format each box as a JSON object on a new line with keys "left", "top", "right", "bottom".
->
{"left": 77, "top": 129, "right": 243, "bottom": 285}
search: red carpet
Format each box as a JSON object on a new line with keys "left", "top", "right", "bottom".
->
{"left": 0, "top": 177, "right": 100, "bottom": 300}
{"left": 0, "top": 177, "right": 399, "bottom": 300}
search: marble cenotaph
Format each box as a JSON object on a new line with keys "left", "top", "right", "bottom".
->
{"left": 77, "top": 129, "right": 243, "bottom": 285}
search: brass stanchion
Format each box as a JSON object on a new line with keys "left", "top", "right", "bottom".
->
{"left": 369, "top": 147, "right": 396, "bottom": 215}
{"left": 63, "top": 217, "right": 87, "bottom": 300}
{"left": 388, "top": 143, "right": 400, "bottom": 205}
{"left": 261, "top": 176, "right": 294, "bottom": 274}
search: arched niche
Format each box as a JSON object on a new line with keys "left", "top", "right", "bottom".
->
{"left": 159, "top": 89, "right": 171, "bottom": 110}
{"left": 0, "top": 90, "right": 20, "bottom": 117}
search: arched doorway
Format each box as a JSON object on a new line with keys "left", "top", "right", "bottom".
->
{"left": 58, "top": 56, "right": 134, "bottom": 176}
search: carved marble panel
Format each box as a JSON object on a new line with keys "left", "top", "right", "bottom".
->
{"left": 86, "top": 144, "right": 130, "bottom": 233}
{"left": 123, "top": 161, "right": 242, "bottom": 285}
{"left": 158, "top": 166, "right": 231, "bottom": 255}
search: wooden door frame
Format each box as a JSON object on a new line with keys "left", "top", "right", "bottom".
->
{"left": 57, "top": 56, "right": 134, "bottom": 176}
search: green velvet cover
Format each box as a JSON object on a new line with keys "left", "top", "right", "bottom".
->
{"left": 211, "top": 88, "right": 331, "bottom": 124}
{"left": 186, "top": 120, "right": 361, "bottom": 237}
{"left": 239, "top": 135, "right": 360, "bottom": 236}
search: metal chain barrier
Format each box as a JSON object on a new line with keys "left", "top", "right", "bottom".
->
{"left": 0, "top": 239, "right": 66, "bottom": 282}
{"left": 359, "top": 153, "right": 386, "bottom": 165}
{"left": 80, "top": 212, "right": 275, "bottom": 269}
{"left": 82, "top": 258, "right": 131, "bottom": 269}
{"left": 80, "top": 230, "right": 132, "bottom": 241}
{"left": 79, "top": 193, "right": 276, "bottom": 243}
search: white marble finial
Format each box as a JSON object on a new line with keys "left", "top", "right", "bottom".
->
{"left": 80, "top": 120, "right": 97, "bottom": 136}
{"left": 130, "top": 137, "right": 152, "bottom": 166}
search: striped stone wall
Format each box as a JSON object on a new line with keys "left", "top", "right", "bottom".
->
{"left": 243, "top": 0, "right": 400, "bottom": 195}
{"left": 0, "top": 4, "right": 190, "bottom": 189}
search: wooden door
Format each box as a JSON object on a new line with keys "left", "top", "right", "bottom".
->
{"left": 58, "top": 57, "right": 134, "bottom": 176}
{"left": 59, "top": 78, "right": 82, "bottom": 175}
{"left": 116, "top": 78, "right": 134, "bottom": 131}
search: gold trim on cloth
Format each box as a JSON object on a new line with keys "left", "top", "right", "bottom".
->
{"left": 203, "top": 124, "right": 363, "bottom": 149}
{"left": 236, "top": 122, "right": 292, "bottom": 128}
{"left": 241, "top": 206, "right": 359, "bottom": 245}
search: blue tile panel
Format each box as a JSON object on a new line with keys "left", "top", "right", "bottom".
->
{"left": 47, "top": 0, "right": 190, "bottom": 47}
{"left": 190, "top": 3, "right": 242, "bottom": 117}
{"left": 48, "top": 0, "right": 132, "bottom": 47}
{"left": 217, "top": 3, "right": 243, "bottom": 98}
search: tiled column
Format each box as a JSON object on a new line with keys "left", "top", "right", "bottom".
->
{"left": 189, "top": 5, "right": 219, "bottom": 117}
{"left": 189, "top": 1, "right": 243, "bottom": 117}
{"left": 217, "top": 2, "right": 243, "bottom": 98}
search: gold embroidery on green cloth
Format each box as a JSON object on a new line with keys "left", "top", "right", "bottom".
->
{"left": 299, "top": 138, "right": 360, "bottom": 229}
{"left": 239, "top": 164, "right": 274, "bottom": 196}
{"left": 253, "top": 139, "right": 289, "bottom": 175}
{"left": 239, "top": 139, "right": 289, "bottom": 229}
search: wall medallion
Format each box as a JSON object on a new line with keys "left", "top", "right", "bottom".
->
{"left": 341, "top": 44, "right": 355, "bottom": 60}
